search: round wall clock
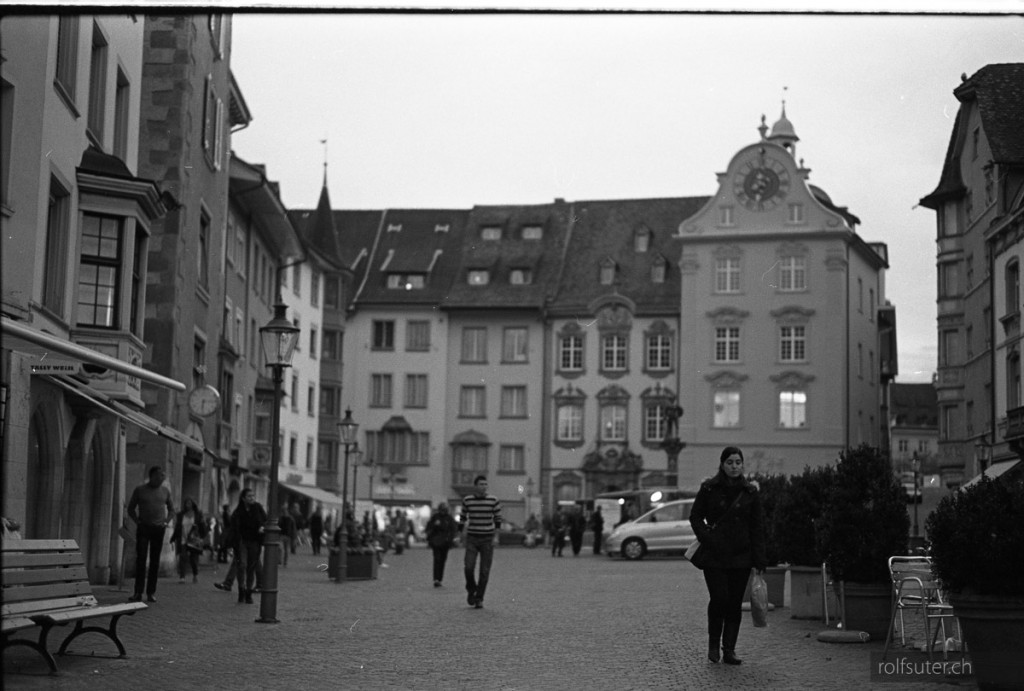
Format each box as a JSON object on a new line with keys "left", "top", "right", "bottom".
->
{"left": 733, "top": 153, "right": 791, "bottom": 211}
{"left": 188, "top": 384, "right": 221, "bottom": 417}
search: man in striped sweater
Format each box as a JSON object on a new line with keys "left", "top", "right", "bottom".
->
{"left": 460, "top": 475, "right": 502, "bottom": 609}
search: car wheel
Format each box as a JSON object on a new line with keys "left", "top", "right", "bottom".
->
{"left": 621, "top": 537, "right": 646, "bottom": 561}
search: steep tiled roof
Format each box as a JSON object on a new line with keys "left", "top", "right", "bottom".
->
{"left": 305, "top": 183, "right": 343, "bottom": 266}
{"left": 549, "top": 196, "right": 709, "bottom": 315}
{"left": 921, "top": 63, "right": 1024, "bottom": 208}
{"left": 442, "top": 202, "right": 573, "bottom": 310}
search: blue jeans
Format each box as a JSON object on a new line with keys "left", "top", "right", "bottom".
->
{"left": 463, "top": 534, "right": 495, "bottom": 601}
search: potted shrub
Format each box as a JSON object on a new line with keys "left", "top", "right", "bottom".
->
{"left": 774, "top": 464, "right": 835, "bottom": 619}
{"left": 817, "top": 444, "right": 908, "bottom": 639}
{"left": 927, "top": 475, "right": 1024, "bottom": 689}
{"left": 748, "top": 473, "right": 788, "bottom": 607}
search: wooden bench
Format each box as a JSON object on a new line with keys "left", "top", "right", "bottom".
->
{"left": 2, "top": 538, "right": 146, "bottom": 674}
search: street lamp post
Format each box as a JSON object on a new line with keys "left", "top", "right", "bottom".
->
{"left": 911, "top": 452, "right": 921, "bottom": 539}
{"left": 256, "top": 302, "right": 299, "bottom": 624}
{"left": 337, "top": 409, "right": 359, "bottom": 582}
{"left": 366, "top": 457, "right": 376, "bottom": 541}
{"left": 350, "top": 445, "right": 364, "bottom": 512}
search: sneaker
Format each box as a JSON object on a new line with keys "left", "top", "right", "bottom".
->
{"left": 146, "top": 595, "right": 157, "bottom": 603}
{"left": 467, "top": 592, "right": 476, "bottom": 606}
{"left": 474, "top": 600, "right": 483, "bottom": 609}
{"left": 434, "top": 580, "right": 442, "bottom": 587}
{"left": 214, "top": 582, "right": 231, "bottom": 592}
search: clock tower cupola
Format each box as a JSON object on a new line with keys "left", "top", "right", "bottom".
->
{"left": 766, "top": 101, "right": 799, "bottom": 158}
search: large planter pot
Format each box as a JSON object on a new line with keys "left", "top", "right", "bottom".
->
{"left": 346, "top": 552, "right": 379, "bottom": 580}
{"left": 790, "top": 565, "right": 835, "bottom": 620}
{"left": 950, "top": 592, "right": 1024, "bottom": 690}
{"left": 841, "top": 581, "right": 892, "bottom": 640}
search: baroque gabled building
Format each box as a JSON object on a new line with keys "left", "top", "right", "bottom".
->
{"left": 921, "top": 63, "right": 1024, "bottom": 488}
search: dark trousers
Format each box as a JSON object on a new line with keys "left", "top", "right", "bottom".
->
{"left": 431, "top": 545, "right": 450, "bottom": 582}
{"left": 310, "top": 531, "right": 323, "bottom": 555}
{"left": 570, "top": 531, "right": 583, "bottom": 555}
{"left": 177, "top": 548, "right": 200, "bottom": 578}
{"left": 238, "top": 539, "right": 262, "bottom": 594}
{"left": 133, "top": 524, "right": 166, "bottom": 597}
{"left": 703, "top": 567, "right": 750, "bottom": 651}
{"left": 592, "top": 529, "right": 603, "bottom": 554}
{"left": 463, "top": 534, "right": 495, "bottom": 601}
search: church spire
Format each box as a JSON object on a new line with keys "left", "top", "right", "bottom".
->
{"left": 307, "top": 138, "right": 342, "bottom": 263}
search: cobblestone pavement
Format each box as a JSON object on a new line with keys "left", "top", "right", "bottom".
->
{"left": 4, "top": 545, "right": 976, "bottom": 690}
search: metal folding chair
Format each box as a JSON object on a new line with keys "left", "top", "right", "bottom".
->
{"left": 882, "top": 555, "right": 963, "bottom": 662}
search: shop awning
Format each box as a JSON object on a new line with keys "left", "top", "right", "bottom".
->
{"left": 280, "top": 482, "right": 344, "bottom": 508}
{"left": 961, "top": 460, "right": 1021, "bottom": 490}
{"left": 46, "top": 375, "right": 203, "bottom": 454}
{"left": 2, "top": 317, "right": 186, "bottom": 391}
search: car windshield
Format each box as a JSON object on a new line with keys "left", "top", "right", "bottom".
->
{"left": 639, "top": 502, "right": 691, "bottom": 523}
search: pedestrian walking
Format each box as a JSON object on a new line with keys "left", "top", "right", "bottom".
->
{"left": 590, "top": 506, "right": 605, "bottom": 555}
{"left": 568, "top": 507, "right": 585, "bottom": 556}
{"left": 126, "top": 465, "right": 175, "bottom": 603}
{"left": 278, "top": 504, "right": 297, "bottom": 566}
{"left": 309, "top": 505, "right": 324, "bottom": 555}
{"left": 689, "top": 446, "right": 766, "bottom": 665}
{"left": 216, "top": 504, "right": 231, "bottom": 563}
{"left": 170, "top": 497, "right": 206, "bottom": 583}
{"left": 460, "top": 475, "right": 502, "bottom": 609}
{"left": 425, "top": 503, "right": 457, "bottom": 587}
{"left": 549, "top": 507, "right": 566, "bottom": 557}
{"left": 231, "top": 488, "right": 267, "bottom": 604}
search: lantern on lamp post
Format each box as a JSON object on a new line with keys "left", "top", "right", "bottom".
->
{"left": 256, "top": 302, "right": 299, "bottom": 624}
{"left": 336, "top": 409, "right": 359, "bottom": 582}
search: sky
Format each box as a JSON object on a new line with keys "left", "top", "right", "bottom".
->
{"left": 228, "top": 10, "right": 1024, "bottom": 385}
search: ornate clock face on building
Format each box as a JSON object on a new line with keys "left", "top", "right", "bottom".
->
{"left": 733, "top": 154, "right": 791, "bottom": 211}
{"left": 188, "top": 384, "right": 221, "bottom": 417}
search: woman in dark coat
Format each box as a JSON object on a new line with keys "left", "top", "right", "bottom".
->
{"left": 689, "top": 446, "right": 766, "bottom": 665}
{"left": 424, "top": 503, "right": 457, "bottom": 587}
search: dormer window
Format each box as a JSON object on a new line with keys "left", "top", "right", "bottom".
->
{"left": 435, "top": 224, "right": 450, "bottom": 233}
{"left": 481, "top": 226, "right": 501, "bottom": 241}
{"left": 510, "top": 269, "right": 532, "bottom": 285}
{"left": 387, "top": 223, "right": 402, "bottom": 232}
{"left": 599, "top": 258, "right": 617, "bottom": 286}
{"left": 651, "top": 257, "right": 667, "bottom": 284}
{"left": 634, "top": 228, "right": 650, "bottom": 253}
{"left": 522, "top": 225, "right": 543, "bottom": 240}
{"left": 788, "top": 203, "right": 804, "bottom": 224}
{"left": 468, "top": 269, "right": 490, "bottom": 286}
{"left": 386, "top": 273, "right": 425, "bottom": 290}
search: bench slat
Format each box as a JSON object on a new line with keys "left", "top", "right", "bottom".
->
{"left": 1, "top": 616, "right": 37, "bottom": 633}
{"left": 2, "top": 581, "right": 94, "bottom": 604}
{"left": 2, "top": 565, "right": 90, "bottom": 586}
{"left": 1, "top": 539, "right": 80, "bottom": 552}
{"left": 38, "top": 602, "right": 146, "bottom": 624}
{"left": 3, "top": 552, "right": 85, "bottom": 569}
{"left": 3, "top": 595, "right": 99, "bottom": 617}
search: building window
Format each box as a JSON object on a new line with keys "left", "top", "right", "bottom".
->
{"left": 645, "top": 333, "right": 671, "bottom": 371}
{"left": 461, "top": 327, "right": 487, "bottom": 363}
{"left": 289, "top": 435, "right": 298, "bottom": 467}
{"left": 788, "top": 203, "right": 804, "bottom": 224}
{"left": 634, "top": 229, "right": 650, "bottom": 253}
{"left": 290, "top": 374, "right": 299, "bottom": 411}
{"left": 77, "top": 213, "right": 122, "bottom": 328}
{"left": 254, "top": 397, "right": 271, "bottom": 443}
{"left": 780, "top": 325, "right": 806, "bottom": 362}
{"left": 307, "top": 384, "right": 316, "bottom": 416}
{"left": 387, "top": 273, "right": 425, "bottom": 290}
{"left": 452, "top": 445, "right": 488, "bottom": 486}
{"left": 557, "top": 404, "right": 583, "bottom": 442}
{"left": 372, "top": 320, "right": 395, "bottom": 350}
{"left": 406, "top": 320, "right": 430, "bottom": 351}
{"left": 405, "top": 374, "right": 428, "bottom": 408}
{"left": 198, "top": 210, "right": 210, "bottom": 291}
{"left": 939, "top": 262, "right": 960, "bottom": 299}
{"left": 715, "top": 257, "right": 740, "bottom": 293}
{"left": 324, "top": 275, "right": 341, "bottom": 309}
{"left": 600, "top": 405, "right": 627, "bottom": 441}
{"left": 309, "top": 326, "right": 318, "bottom": 358}
{"left": 87, "top": 21, "right": 107, "bottom": 146}
{"left": 370, "top": 373, "right": 392, "bottom": 407}
{"left": 601, "top": 334, "right": 627, "bottom": 371}
{"left": 55, "top": 16, "right": 79, "bottom": 106}
{"left": 43, "top": 175, "right": 71, "bottom": 315}
{"left": 320, "top": 385, "right": 339, "bottom": 416}
{"left": 1006, "top": 260, "right": 1020, "bottom": 317}
{"left": 714, "top": 327, "right": 740, "bottom": 362}
{"left": 365, "top": 430, "right": 429, "bottom": 466}
{"left": 510, "top": 268, "right": 532, "bottom": 285}
{"left": 713, "top": 390, "right": 740, "bottom": 428}
{"left": 202, "top": 75, "right": 223, "bottom": 170}
{"left": 306, "top": 439, "right": 314, "bottom": 469}
{"left": 779, "top": 390, "right": 807, "bottom": 428}
{"left": 651, "top": 258, "right": 667, "bottom": 284}
{"left": 192, "top": 337, "right": 206, "bottom": 390}
{"left": 560, "top": 333, "right": 583, "bottom": 372}
{"left": 481, "top": 226, "right": 501, "bottom": 241}
{"left": 502, "top": 327, "right": 528, "bottom": 363}
{"left": 498, "top": 445, "right": 525, "bottom": 473}
{"left": 292, "top": 317, "right": 301, "bottom": 351}
{"left": 311, "top": 270, "right": 320, "bottom": 307}
{"left": 719, "top": 206, "right": 734, "bottom": 226}
{"left": 522, "top": 225, "right": 542, "bottom": 240}
{"left": 292, "top": 264, "right": 301, "bottom": 296}
{"left": 209, "top": 14, "right": 226, "bottom": 58}
{"left": 322, "top": 329, "right": 342, "bottom": 361}
{"left": 779, "top": 256, "right": 806, "bottom": 291}
{"left": 599, "top": 259, "right": 616, "bottom": 286}
{"left": 857, "top": 277, "right": 864, "bottom": 311}
{"left": 459, "top": 385, "right": 486, "bottom": 418}
{"left": 130, "top": 231, "right": 143, "bottom": 335}
{"left": 468, "top": 270, "right": 490, "bottom": 286}
{"left": 1009, "top": 353, "right": 1021, "bottom": 410}
{"left": 940, "top": 329, "right": 958, "bottom": 367}
{"left": 644, "top": 404, "right": 666, "bottom": 442}
{"left": 500, "top": 385, "right": 527, "bottom": 418}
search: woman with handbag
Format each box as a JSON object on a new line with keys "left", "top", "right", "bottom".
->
{"left": 170, "top": 497, "right": 206, "bottom": 583}
{"left": 689, "top": 446, "right": 767, "bottom": 665}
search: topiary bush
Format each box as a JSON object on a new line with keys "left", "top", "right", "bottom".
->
{"left": 926, "top": 475, "right": 1024, "bottom": 596}
{"left": 750, "top": 472, "right": 788, "bottom": 566}
{"left": 774, "top": 464, "right": 835, "bottom": 566}
{"left": 817, "top": 444, "right": 908, "bottom": 584}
